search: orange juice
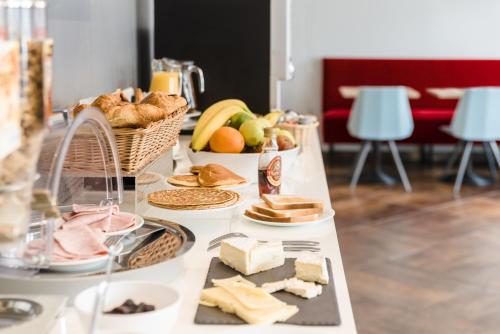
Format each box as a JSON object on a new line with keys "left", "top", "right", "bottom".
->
{"left": 149, "top": 71, "right": 181, "bottom": 95}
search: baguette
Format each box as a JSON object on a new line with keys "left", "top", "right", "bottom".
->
{"left": 262, "top": 194, "right": 323, "bottom": 210}
{"left": 245, "top": 209, "right": 319, "bottom": 223}
{"left": 251, "top": 202, "right": 323, "bottom": 218}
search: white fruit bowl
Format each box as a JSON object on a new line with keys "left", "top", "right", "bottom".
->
{"left": 74, "top": 281, "right": 181, "bottom": 334}
{"left": 187, "top": 145, "right": 300, "bottom": 183}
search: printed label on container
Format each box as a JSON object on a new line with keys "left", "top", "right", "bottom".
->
{"left": 266, "top": 156, "right": 282, "bottom": 187}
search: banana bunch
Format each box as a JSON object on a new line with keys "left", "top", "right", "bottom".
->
{"left": 191, "top": 99, "right": 254, "bottom": 151}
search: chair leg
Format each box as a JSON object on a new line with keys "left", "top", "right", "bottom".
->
{"left": 388, "top": 141, "right": 412, "bottom": 192}
{"left": 444, "top": 141, "right": 464, "bottom": 175}
{"left": 489, "top": 141, "right": 500, "bottom": 169}
{"left": 350, "top": 141, "right": 371, "bottom": 190}
{"left": 454, "top": 141, "right": 473, "bottom": 195}
{"left": 483, "top": 142, "right": 498, "bottom": 180}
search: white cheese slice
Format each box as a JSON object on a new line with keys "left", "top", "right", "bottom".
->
{"left": 295, "top": 253, "right": 329, "bottom": 284}
{"left": 220, "top": 238, "right": 285, "bottom": 275}
{"left": 212, "top": 275, "right": 256, "bottom": 288}
{"left": 200, "top": 282, "right": 298, "bottom": 324}
{"left": 284, "top": 277, "right": 322, "bottom": 299}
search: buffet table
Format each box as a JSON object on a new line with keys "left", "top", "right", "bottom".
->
{"left": 52, "top": 133, "right": 357, "bottom": 334}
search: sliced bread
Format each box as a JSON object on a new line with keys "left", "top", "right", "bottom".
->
{"left": 251, "top": 202, "right": 323, "bottom": 218}
{"left": 262, "top": 194, "right": 323, "bottom": 210}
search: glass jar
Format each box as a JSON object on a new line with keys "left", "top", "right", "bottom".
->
{"left": 149, "top": 58, "right": 183, "bottom": 95}
{"left": 258, "top": 127, "right": 281, "bottom": 196}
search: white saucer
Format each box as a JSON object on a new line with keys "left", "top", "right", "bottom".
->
{"left": 48, "top": 242, "right": 124, "bottom": 273}
{"left": 242, "top": 208, "right": 335, "bottom": 227}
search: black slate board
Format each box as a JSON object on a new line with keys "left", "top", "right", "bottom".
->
{"left": 194, "top": 257, "right": 341, "bottom": 326}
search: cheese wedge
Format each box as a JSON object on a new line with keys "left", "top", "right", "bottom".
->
{"left": 200, "top": 282, "right": 298, "bottom": 324}
{"left": 220, "top": 238, "right": 284, "bottom": 275}
{"left": 295, "top": 253, "right": 329, "bottom": 284}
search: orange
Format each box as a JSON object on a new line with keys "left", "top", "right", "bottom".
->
{"left": 209, "top": 127, "right": 245, "bottom": 153}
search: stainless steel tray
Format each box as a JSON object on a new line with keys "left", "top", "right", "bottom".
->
{"left": 35, "top": 217, "right": 195, "bottom": 279}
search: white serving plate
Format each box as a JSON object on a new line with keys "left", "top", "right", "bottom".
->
{"left": 186, "top": 145, "right": 300, "bottom": 183}
{"left": 75, "top": 281, "right": 181, "bottom": 334}
{"left": 48, "top": 243, "right": 124, "bottom": 273}
{"left": 242, "top": 207, "right": 335, "bottom": 227}
{"left": 105, "top": 212, "right": 144, "bottom": 236}
{"left": 165, "top": 178, "right": 251, "bottom": 191}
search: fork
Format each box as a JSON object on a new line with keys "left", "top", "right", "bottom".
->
{"left": 207, "top": 232, "right": 320, "bottom": 251}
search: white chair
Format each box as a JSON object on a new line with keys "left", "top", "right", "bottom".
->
{"left": 348, "top": 86, "right": 414, "bottom": 192}
{"left": 446, "top": 87, "right": 500, "bottom": 195}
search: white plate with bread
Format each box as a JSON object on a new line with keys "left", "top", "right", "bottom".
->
{"left": 243, "top": 194, "right": 335, "bottom": 227}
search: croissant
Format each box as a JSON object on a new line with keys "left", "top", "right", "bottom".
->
{"left": 92, "top": 92, "right": 122, "bottom": 111}
{"left": 140, "top": 92, "right": 187, "bottom": 116}
{"left": 104, "top": 103, "right": 166, "bottom": 128}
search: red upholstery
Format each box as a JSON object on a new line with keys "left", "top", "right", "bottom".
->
{"left": 322, "top": 58, "right": 500, "bottom": 144}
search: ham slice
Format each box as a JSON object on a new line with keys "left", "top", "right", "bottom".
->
{"left": 107, "top": 213, "right": 135, "bottom": 232}
{"left": 53, "top": 225, "right": 108, "bottom": 260}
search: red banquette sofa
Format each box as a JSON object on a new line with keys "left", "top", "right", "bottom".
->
{"left": 322, "top": 58, "right": 500, "bottom": 144}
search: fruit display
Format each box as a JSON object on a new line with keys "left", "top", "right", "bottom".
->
{"left": 191, "top": 100, "right": 296, "bottom": 153}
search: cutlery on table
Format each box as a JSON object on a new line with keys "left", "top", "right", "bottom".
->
{"left": 207, "top": 232, "right": 320, "bottom": 252}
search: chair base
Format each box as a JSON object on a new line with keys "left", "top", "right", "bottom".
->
{"left": 350, "top": 140, "right": 412, "bottom": 192}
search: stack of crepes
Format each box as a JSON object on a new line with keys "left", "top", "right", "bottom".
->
{"left": 51, "top": 204, "right": 135, "bottom": 262}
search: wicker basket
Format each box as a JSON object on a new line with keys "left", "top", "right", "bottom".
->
{"left": 113, "top": 105, "right": 188, "bottom": 174}
{"left": 44, "top": 105, "right": 188, "bottom": 176}
{"left": 277, "top": 121, "right": 319, "bottom": 147}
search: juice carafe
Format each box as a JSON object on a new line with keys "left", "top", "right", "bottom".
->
{"left": 149, "top": 58, "right": 182, "bottom": 95}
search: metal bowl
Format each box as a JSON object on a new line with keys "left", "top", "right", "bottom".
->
{"left": 0, "top": 298, "right": 42, "bottom": 329}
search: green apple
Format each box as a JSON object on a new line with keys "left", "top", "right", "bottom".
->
{"left": 239, "top": 119, "right": 264, "bottom": 147}
{"left": 229, "top": 112, "right": 253, "bottom": 130}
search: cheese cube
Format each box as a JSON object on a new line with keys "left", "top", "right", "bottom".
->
{"left": 284, "top": 277, "right": 322, "bottom": 299}
{"left": 295, "top": 253, "right": 329, "bottom": 284}
{"left": 220, "top": 238, "right": 284, "bottom": 275}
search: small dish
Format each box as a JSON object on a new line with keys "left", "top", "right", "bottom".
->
{"left": 48, "top": 243, "right": 123, "bottom": 273}
{"left": 74, "top": 281, "right": 181, "bottom": 334}
{"left": 242, "top": 208, "right": 335, "bottom": 227}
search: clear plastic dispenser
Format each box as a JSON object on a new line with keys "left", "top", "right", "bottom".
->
{"left": 0, "top": 107, "right": 123, "bottom": 276}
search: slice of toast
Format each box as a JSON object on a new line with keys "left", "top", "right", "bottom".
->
{"left": 262, "top": 194, "right": 324, "bottom": 210}
{"left": 251, "top": 202, "right": 323, "bottom": 218}
{"left": 245, "top": 209, "right": 319, "bottom": 223}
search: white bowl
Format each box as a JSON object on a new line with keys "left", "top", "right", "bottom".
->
{"left": 187, "top": 145, "right": 300, "bottom": 183}
{"left": 74, "top": 281, "right": 181, "bottom": 334}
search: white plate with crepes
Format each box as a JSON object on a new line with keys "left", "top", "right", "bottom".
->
{"left": 48, "top": 242, "right": 124, "bottom": 273}
{"left": 104, "top": 212, "right": 144, "bottom": 237}
{"left": 242, "top": 208, "right": 335, "bottom": 227}
{"left": 165, "top": 179, "right": 251, "bottom": 191}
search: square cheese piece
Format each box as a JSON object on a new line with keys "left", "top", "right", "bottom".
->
{"left": 295, "top": 253, "right": 329, "bottom": 284}
{"left": 220, "top": 238, "right": 285, "bottom": 275}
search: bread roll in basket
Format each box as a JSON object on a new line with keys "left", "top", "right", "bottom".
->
{"left": 70, "top": 89, "right": 188, "bottom": 173}
{"left": 73, "top": 90, "right": 187, "bottom": 128}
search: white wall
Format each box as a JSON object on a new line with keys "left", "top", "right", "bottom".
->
{"left": 282, "top": 0, "right": 500, "bottom": 116}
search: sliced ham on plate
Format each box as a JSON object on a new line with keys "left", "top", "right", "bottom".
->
{"left": 53, "top": 225, "right": 108, "bottom": 261}
{"left": 61, "top": 204, "right": 135, "bottom": 233}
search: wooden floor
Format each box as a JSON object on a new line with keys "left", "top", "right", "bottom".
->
{"left": 325, "top": 150, "right": 500, "bottom": 334}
